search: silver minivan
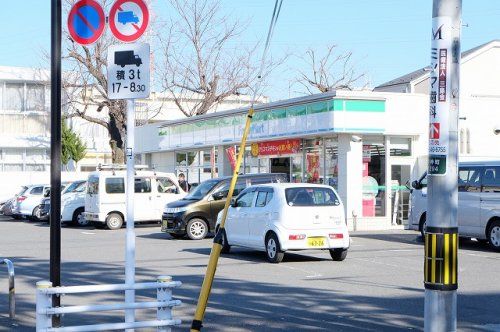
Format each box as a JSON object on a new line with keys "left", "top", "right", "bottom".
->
{"left": 409, "top": 160, "right": 500, "bottom": 251}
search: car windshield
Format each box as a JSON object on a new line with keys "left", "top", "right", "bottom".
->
{"left": 64, "top": 181, "right": 84, "bottom": 194}
{"left": 184, "top": 179, "right": 220, "bottom": 200}
{"left": 285, "top": 187, "right": 340, "bottom": 206}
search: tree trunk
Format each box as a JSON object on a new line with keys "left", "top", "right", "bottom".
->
{"left": 108, "top": 112, "right": 125, "bottom": 164}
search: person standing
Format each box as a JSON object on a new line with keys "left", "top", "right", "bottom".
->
{"left": 178, "top": 173, "right": 190, "bottom": 192}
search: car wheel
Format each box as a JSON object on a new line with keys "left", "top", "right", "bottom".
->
{"left": 219, "top": 228, "right": 231, "bottom": 254}
{"left": 265, "top": 233, "right": 284, "bottom": 263}
{"left": 329, "top": 248, "right": 348, "bottom": 261}
{"left": 106, "top": 213, "right": 124, "bottom": 230}
{"left": 419, "top": 214, "right": 427, "bottom": 238}
{"left": 32, "top": 206, "right": 41, "bottom": 222}
{"left": 186, "top": 218, "right": 208, "bottom": 240}
{"left": 488, "top": 221, "right": 500, "bottom": 252}
{"left": 168, "top": 233, "right": 185, "bottom": 239}
{"left": 72, "top": 208, "right": 89, "bottom": 227}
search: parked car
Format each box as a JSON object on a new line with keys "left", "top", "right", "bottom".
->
{"left": 161, "top": 173, "right": 288, "bottom": 240}
{"left": 12, "top": 184, "right": 50, "bottom": 220}
{"left": 409, "top": 160, "right": 500, "bottom": 251}
{"left": 0, "top": 186, "right": 28, "bottom": 216}
{"left": 215, "top": 183, "right": 350, "bottom": 263}
{"left": 36, "top": 181, "right": 88, "bottom": 225}
{"left": 84, "top": 168, "right": 185, "bottom": 230}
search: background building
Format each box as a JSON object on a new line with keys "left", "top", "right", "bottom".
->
{"left": 135, "top": 40, "right": 500, "bottom": 231}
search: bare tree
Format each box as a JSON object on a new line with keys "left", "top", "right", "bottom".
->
{"left": 295, "top": 44, "right": 365, "bottom": 94}
{"left": 159, "top": 0, "right": 281, "bottom": 117}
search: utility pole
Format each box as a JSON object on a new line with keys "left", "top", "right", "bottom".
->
{"left": 50, "top": 0, "right": 62, "bottom": 327}
{"left": 425, "top": 0, "right": 461, "bottom": 331}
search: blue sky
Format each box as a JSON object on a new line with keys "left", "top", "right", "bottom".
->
{"left": 2, "top": 1, "right": 500, "bottom": 101}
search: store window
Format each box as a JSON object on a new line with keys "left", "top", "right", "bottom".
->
{"left": 362, "top": 143, "right": 386, "bottom": 217}
{"left": 304, "top": 138, "right": 323, "bottom": 184}
{"left": 390, "top": 137, "right": 412, "bottom": 156}
{"left": 324, "top": 137, "right": 338, "bottom": 188}
{"left": 291, "top": 155, "right": 303, "bottom": 183}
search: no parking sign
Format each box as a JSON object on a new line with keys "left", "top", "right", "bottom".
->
{"left": 67, "top": 0, "right": 106, "bottom": 45}
{"left": 109, "top": 0, "right": 150, "bottom": 42}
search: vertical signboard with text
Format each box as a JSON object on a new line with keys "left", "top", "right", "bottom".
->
{"left": 428, "top": 17, "right": 452, "bottom": 175}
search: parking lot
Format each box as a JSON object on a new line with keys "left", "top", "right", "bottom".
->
{"left": 0, "top": 215, "right": 499, "bottom": 331}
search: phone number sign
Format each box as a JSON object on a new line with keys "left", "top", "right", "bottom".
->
{"left": 428, "top": 16, "right": 452, "bottom": 175}
{"left": 107, "top": 43, "right": 150, "bottom": 100}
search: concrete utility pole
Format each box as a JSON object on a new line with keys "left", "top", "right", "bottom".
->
{"left": 425, "top": 0, "right": 461, "bottom": 331}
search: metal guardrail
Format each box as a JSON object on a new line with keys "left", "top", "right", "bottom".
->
{"left": 1, "top": 259, "right": 15, "bottom": 320}
{"left": 36, "top": 276, "right": 182, "bottom": 332}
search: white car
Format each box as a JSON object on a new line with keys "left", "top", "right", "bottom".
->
{"left": 61, "top": 181, "right": 88, "bottom": 226}
{"left": 216, "top": 183, "right": 350, "bottom": 263}
{"left": 12, "top": 184, "right": 50, "bottom": 220}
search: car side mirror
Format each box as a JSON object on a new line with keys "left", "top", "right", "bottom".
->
{"left": 411, "top": 180, "right": 421, "bottom": 190}
{"left": 230, "top": 198, "right": 237, "bottom": 207}
{"left": 212, "top": 192, "right": 225, "bottom": 201}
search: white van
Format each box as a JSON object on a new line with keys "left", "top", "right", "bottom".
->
{"left": 84, "top": 167, "right": 185, "bottom": 230}
{"left": 409, "top": 160, "right": 500, "bottom": 251}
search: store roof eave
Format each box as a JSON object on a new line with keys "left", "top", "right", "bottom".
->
{"left": 158, "top": 91, "right": 340, "bottom": 129}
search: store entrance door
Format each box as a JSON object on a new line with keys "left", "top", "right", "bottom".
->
{"left": 391, "top": 164, "right": 412, "bottom": 225}
{"left": 270, "top": 157, "right": 291, "bottom": 182}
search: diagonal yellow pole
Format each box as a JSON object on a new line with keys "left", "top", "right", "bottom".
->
{"left": 190, "top": 108, "right": 255, "bottom": 332}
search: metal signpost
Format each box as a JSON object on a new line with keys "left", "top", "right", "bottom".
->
{"left": 107, "top": 1, "right": 150, "bottom": 327}
{"left": 425, "top": 0, "right": 461, "bottom": 331}
{"left": 50, "top": 0, "right": 62, "bottom": 327}
{"left": 107, "top": 42, "right": 150, "bottom": 326}
{"left": 64, "top": 0, "right": 151, "bottom": 328}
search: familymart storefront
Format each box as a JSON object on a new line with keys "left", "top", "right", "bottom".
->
{"left": 136, "top": 91, "right": 428, "bottom": 230}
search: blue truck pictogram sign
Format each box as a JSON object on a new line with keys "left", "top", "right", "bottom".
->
{"left": 118, "top": 11, "right": 139, "bottom": 25}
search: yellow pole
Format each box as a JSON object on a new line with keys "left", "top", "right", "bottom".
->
{"left": 190, "top": 108, "right": 255, "bottom": 332}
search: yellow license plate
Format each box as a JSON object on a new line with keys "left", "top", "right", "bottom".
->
{"left": 307, "top": 237, "right": 326, "bottom": 247}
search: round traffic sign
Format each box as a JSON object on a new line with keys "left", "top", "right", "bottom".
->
{"left": 67, "top": 0, "right": 106, "bottom": 45}
{"left": 109, "top": 0, "right": 150, "bottom": 43}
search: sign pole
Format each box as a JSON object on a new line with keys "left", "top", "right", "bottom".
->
{"left": 125, "top": 99, "right": 136, "bottom": 327}
{"left": 50, "top": 0, "right": 62, "bottom": 327}
{"left": 425, "top": 0, "right": 461, "bottom": 331}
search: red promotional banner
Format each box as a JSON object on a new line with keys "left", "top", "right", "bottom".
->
{"left": 225, "top": 146, "right": 237, "bottom": 171}
{"left": 250, "top": 139, "right": 301, "bottom": 157}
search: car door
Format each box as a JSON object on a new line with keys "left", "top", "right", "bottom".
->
{"left": 480, "top": 166, "right": 500, "bottom": 235}
{"left": 155, "top": 177, "right": 182, "bottom": 219}
{"left": 225, "top": 188, "right": 256, "bottom": 246}
{"left": 23, "top": 186, "right": 44, "bottom": 215}
{"left": 457, "top": 166, "right": 482, "bottom": 236}
{"left": 209, "top": 179, "right": 247, "bottom": 225}
{"left": 133, "top": 177, "right": 156, "bottom": 221}
{"left": 248, "top": 188, "right": 274, "bottom": 247}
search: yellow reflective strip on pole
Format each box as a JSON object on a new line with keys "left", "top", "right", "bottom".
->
{"left": 452, "top": 233, "right": 457, "bottom": 284}
{"left": 424, "top": 234, "right": 428, "bottom": 281}
{"left": 190, "top": 108, "right": 255, "bottom": 332}
{"left": 431, "top": 234, "right": 436, "bottom": 284}
{"left": 444, "top": 233, "right": 450, "bottom": 284}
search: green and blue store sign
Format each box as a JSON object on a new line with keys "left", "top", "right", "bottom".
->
{"left": 159, "top": 98, "right": 386, "bottom": 150}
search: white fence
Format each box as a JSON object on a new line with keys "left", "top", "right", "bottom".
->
{"left": 36, "top": 276, "right": 182, "bottom": 332}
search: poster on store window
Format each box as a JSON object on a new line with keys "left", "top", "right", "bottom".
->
{"left": 306, "top": 153, "right": 320, "bottom": 183}
{"left": 428, "top": 16, "right": 453, "bottom": 176}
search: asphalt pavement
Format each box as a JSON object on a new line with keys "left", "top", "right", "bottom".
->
{"left": 0, "top": 215, "right": 499, "bottom": 331}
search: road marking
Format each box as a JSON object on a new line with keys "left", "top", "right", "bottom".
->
{"left": 81, "top": 232, "right": 96, "bottom": 235}
{"left": 278, "top": 264, "right": 323, "bottom": 279}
